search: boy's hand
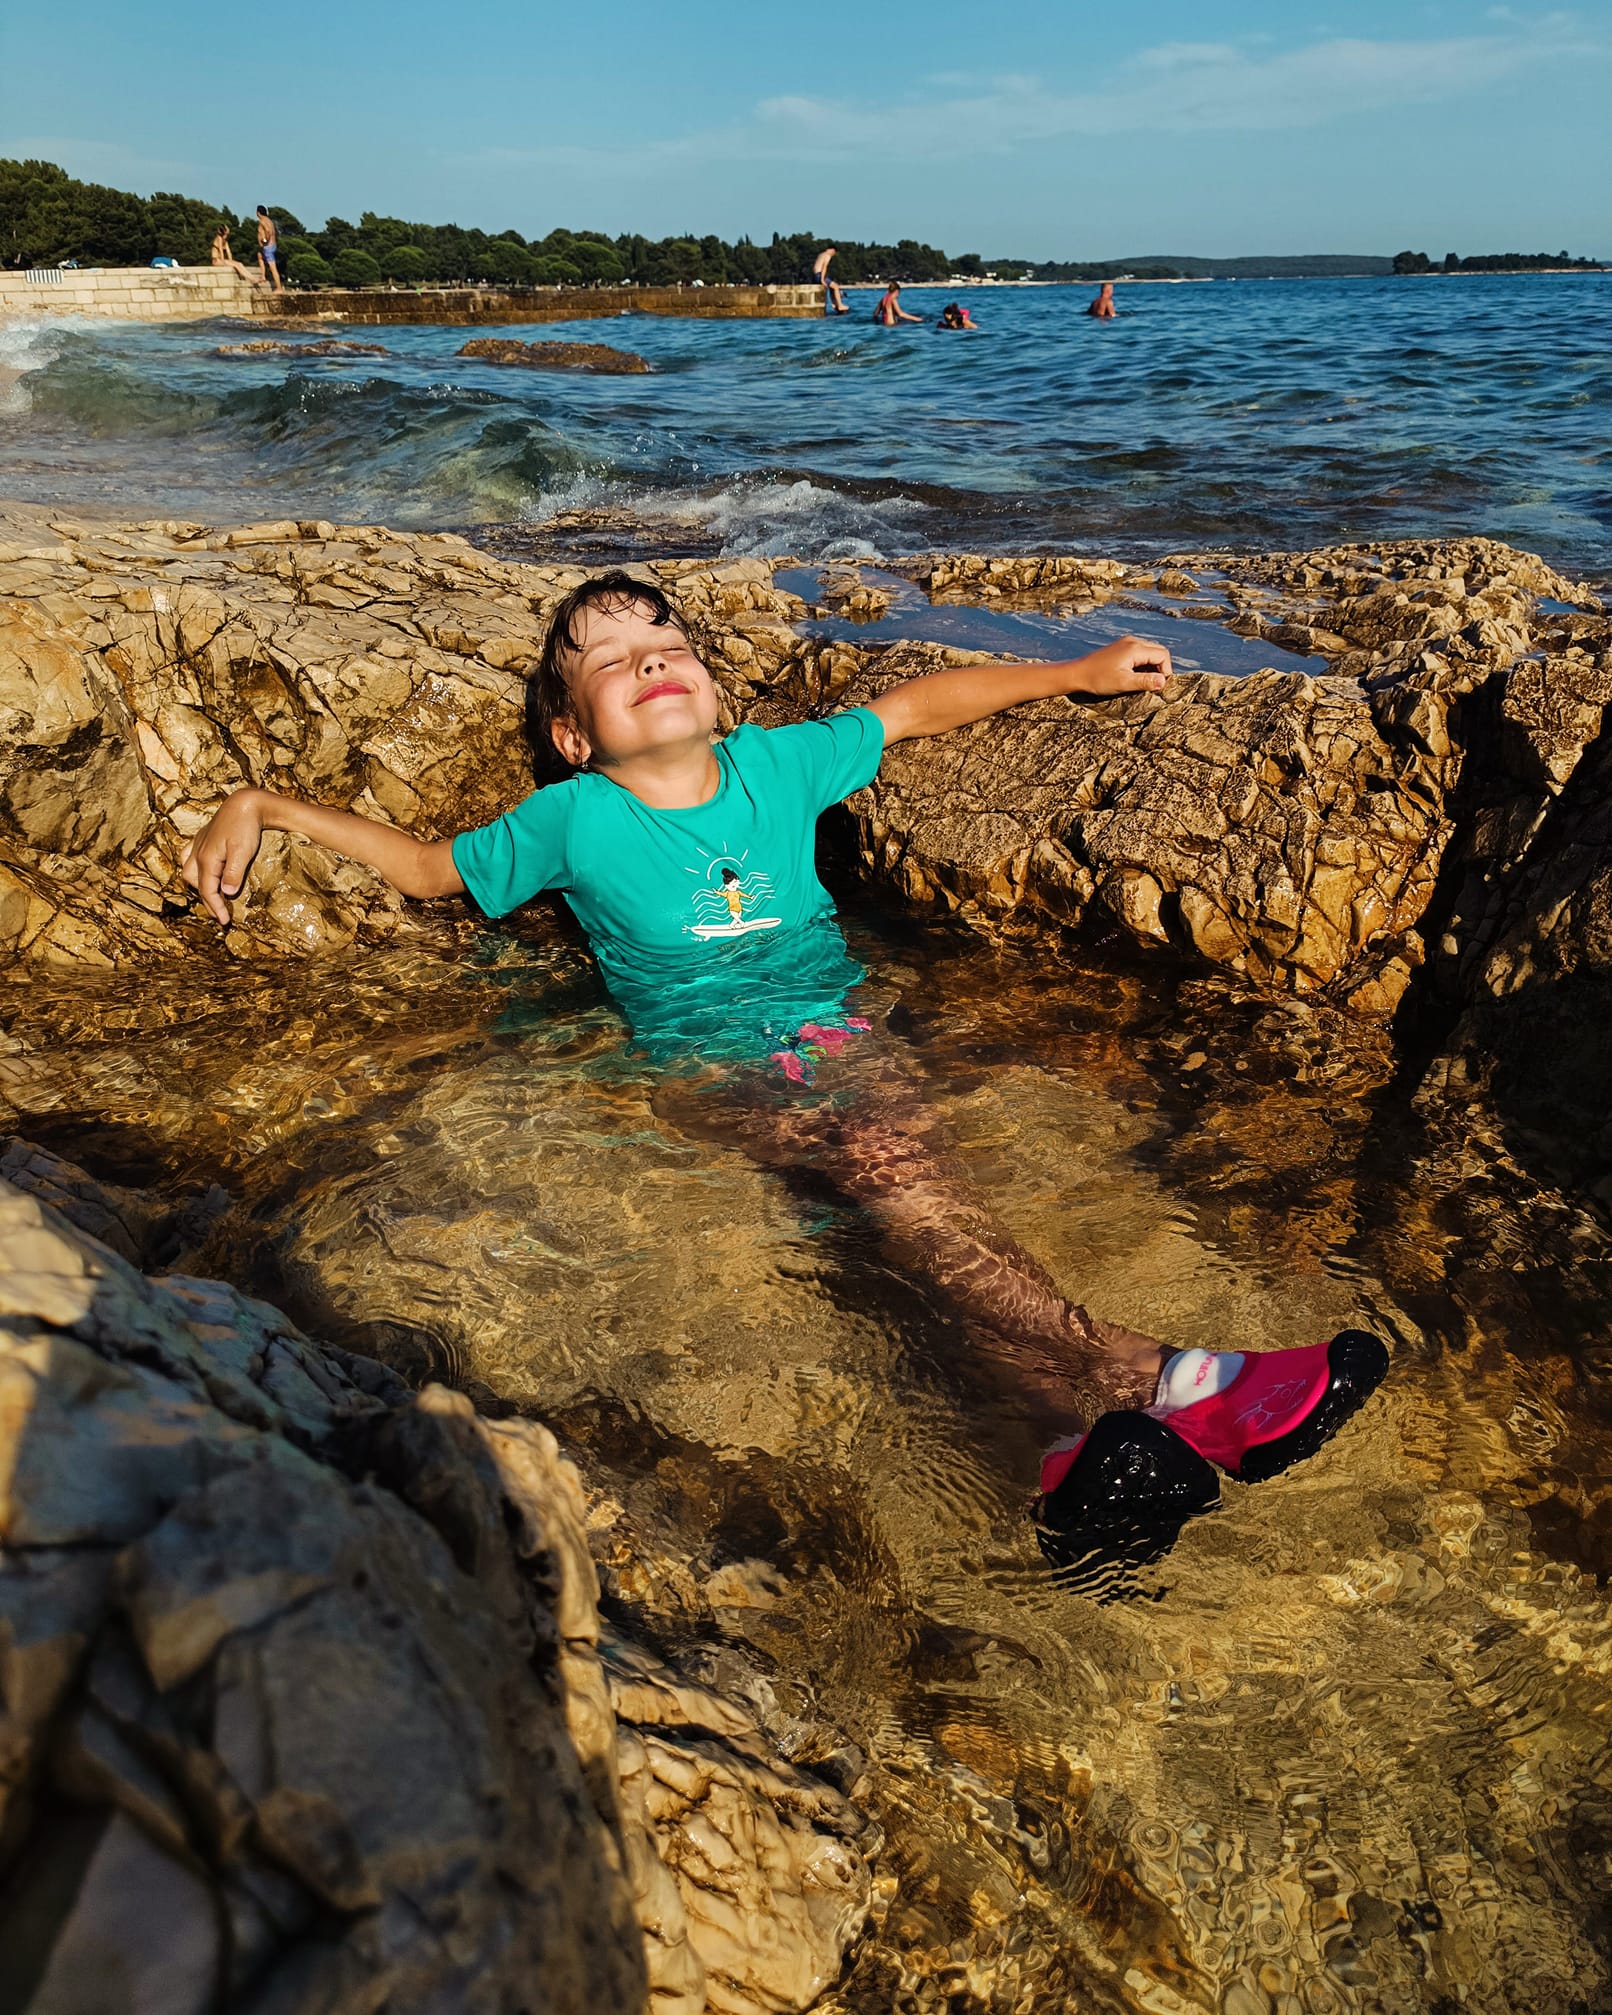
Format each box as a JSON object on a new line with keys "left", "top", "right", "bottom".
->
{"left": 181, "top": 788, "right": 267, "bottom": 925}
{"left": 1063, "top": 635, "right": 1172, "bottom": 695}
{"left": 872, "top": 633, "right": 1175, "bottom": 744}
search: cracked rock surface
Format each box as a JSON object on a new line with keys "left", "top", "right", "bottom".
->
{"left": 0, "top": 1139, "right": 872, "bottom": 2015}
{"left": 0, "top": 511, "right": 1598, "bottom": 1024}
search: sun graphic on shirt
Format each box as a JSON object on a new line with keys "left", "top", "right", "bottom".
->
{"left": 683, "top": 849, "right": 782, "bottom": 940}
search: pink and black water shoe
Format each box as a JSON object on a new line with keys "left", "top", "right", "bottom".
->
{"left": 1036, "top": 1330, "right": 1389, "bottom": 1593}
{"left": 1035, "top": 1410, "right": 1221, "bottom": 1593}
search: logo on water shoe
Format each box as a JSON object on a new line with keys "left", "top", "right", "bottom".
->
{"left": 1232, "top": 1374, "right": 1314, "bottom": 1437}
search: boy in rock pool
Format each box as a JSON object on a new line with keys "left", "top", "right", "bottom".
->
{"left": 183, "top": 573, "right": 1387, "bottom": 1582}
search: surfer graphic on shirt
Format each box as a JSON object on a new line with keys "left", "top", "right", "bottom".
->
{"left": 685, "top": 855, "right": 781, "bottom": 940}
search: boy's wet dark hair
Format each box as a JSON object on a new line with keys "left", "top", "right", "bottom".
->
{"left": 525, "top": 570, "right": 696, "bottom": 782}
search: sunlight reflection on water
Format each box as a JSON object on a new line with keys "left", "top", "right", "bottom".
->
{"left": 9, "top": 903, "right": 1612, "bottom": 2012}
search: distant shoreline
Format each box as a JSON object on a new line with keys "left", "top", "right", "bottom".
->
{"left": 842, "top": 269, "right": 1609, "bottom": 288}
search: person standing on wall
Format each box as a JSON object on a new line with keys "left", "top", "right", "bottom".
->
{"left": 812, "top": 247, "right": 850, "bottom": 315}
{"left": 256, "top": 207, "right": 283, "bottom": 294}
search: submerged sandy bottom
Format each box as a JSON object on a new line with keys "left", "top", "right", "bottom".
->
{"left": 7, "top": 905, "right": 1611, "bottom": 2013}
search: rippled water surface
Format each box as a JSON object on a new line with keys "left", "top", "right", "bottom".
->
{"left": 10, "top": 899, "right": 1612, "bottom": 2013}
{"left": 2, "top": 276, "right": 1608, "bottom": 573}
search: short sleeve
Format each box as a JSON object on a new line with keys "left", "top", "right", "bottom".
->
{"left": 451, "top": 780, "right": 576, "bottom": 918}
{"left": 752, "top": 707, "right": 885, "bottom": 814}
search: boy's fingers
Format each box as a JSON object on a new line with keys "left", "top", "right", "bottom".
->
{"left": 220, "top": 834, "right": 253, "bottom": 898}
{"left": 192, "top": 846, "right": 230, "bottom": 926}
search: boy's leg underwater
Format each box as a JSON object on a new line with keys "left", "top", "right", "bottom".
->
{"left": 653, "top": 1039, "right": 1387, "bottom": 1585}
{"left": 656, "top": 1051, "right": 1161, "bottom": 1424}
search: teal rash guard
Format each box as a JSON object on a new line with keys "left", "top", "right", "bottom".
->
{"left": 451, "top": 709, "right": 886, "bottom": 1064}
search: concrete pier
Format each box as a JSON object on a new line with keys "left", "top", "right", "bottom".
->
{"left": 0, "top": 267, "right": 823, "bottom": 324}
{"left": 0, "top": 266, "right": 259, "bottom": 320}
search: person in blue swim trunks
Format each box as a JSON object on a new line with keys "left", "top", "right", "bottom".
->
{"left": 182, "top": 573, "right": 1387, "bottom": 1576}
{"left": 812, "top": 246, "right": 850, "bottom": 316}
{"left": 255, "top": 206, "right": 283, "bottom": 294}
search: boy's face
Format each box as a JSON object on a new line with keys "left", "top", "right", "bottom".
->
{"left": 552, "top": 598, "right": 719, "bottom": 770}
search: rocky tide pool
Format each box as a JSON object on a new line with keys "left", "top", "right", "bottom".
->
{"left": 2, "top": 507, "right": 1611, "bottom": 2012}
{"left": 10, "top": 910, "right": 1612, "bottom": 2013}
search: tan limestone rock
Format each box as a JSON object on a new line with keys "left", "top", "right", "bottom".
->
{"left": 0, "top": 1145, "right": 875, "bottom": 2014}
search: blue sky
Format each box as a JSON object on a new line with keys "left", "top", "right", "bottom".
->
{"left": 3, "top": 1, "right": 1607, "bottom": 257}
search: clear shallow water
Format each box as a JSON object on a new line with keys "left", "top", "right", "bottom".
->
{"left": 8, "top": 908, "right": 1612, "bottom": 2011}
{"left": 2, "top": 276, "right": 1608, "bottom": 575}
{"left": 776, "top": 564, "right": 1320, "bottom": 676}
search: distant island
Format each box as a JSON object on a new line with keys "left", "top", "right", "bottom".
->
{"left": 1392, "top": 249, "right": 1605, "bottom": 273}
{"left": 1, "top": 160, "right": 1604, "bottom": 289}
{"left": 993, "top": 254, "right": 1397, "bottom": 280}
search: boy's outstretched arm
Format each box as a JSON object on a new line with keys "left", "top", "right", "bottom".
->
{"left": 180, "top": 787, "right": 464, "bottom": 925}
{"left": 869, "top": 635, "right": 1170, "bottom": 745}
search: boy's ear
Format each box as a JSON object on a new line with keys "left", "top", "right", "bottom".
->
{"left": 551, "top": 716, "right": 592, "bottom": 770}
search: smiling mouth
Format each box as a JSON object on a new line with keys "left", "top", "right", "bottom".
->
{"left": 633, "top": 681, "right": 691, "bottom": 704}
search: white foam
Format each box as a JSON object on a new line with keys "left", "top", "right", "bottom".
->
{"left": 657, "top": 475, "right": 932, "bottom": 562}
{"left": 0, "top": 316, "right": 74, "bottom": 416}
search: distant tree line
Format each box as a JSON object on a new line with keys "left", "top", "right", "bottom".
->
{"left": 0, "top": 161, "right": 965, "bottom": 288}
{"left": 1393, "top": 249, "right": 1605, "bottom": 273}
{"left": 7, "top": 163, "right": 1601, "bottom": 290}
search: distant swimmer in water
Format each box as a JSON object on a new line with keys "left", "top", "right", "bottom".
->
{"left": 874, "top": 282, "right": 924, "bottom": 326}
{"left": 1086, "top": 282, "right": 1118, "bottom": 319}
{"left": 937, "top": 302, "right": 979, "bottom": 330}
{"left": 812, "top": 246, "right": 850, "bottom": 316}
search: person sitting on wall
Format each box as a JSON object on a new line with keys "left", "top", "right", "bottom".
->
{"left": 874, "top": 281, "right": 924, "bottom": 326}
{"left": 211, "top": 224, "right": 261, "bottom": 284}
{"left": 1086, "top": 281, "right": 1118, "bottom": 319}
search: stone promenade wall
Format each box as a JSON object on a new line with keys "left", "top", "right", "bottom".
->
{"left": 0, "top": 265, "right": 258, "bottom": 320}
{"left": 0, "top": 267, "right": 822, "bottom": 324}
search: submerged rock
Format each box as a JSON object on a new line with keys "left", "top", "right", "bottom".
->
{"left": 213, "top": 339, "right": 392, "bottom": 358}
{"left": 0, "top": 1139, "right": 873, "bottom": 2014}
{"left": 458, "top": 337, "right": 653, "bottom": 374}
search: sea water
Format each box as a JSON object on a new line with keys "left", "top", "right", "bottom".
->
{"left": 11, "top": 909, "right": 1612, "bottom": 2012}
{"left": 1, "top": 275, "right": 1607, "bottom": 578}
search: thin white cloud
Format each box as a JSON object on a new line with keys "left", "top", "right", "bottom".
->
{"left": 463, "top": 17, "right": 1605, "bottom": 176}
{"left": 1134, "top": 43, "right": 1246, "bottom": 70}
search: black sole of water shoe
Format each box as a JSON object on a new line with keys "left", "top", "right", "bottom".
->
{"left": 1235, "top": 1329, "right": 1390, "bottom": 1485}
{"left": 1036, "top": 1410, "right": 1221, "bottom": 1597}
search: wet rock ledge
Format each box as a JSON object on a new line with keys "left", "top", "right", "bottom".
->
{"left": 0, "top": 511, "right": 1599, "bottom": 1021}
{"left": 0, "top": 1137, "right": 873, "bottom": 2014}
{"left": 3, "top": 507, "right": 1609, "bottom": 1178}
